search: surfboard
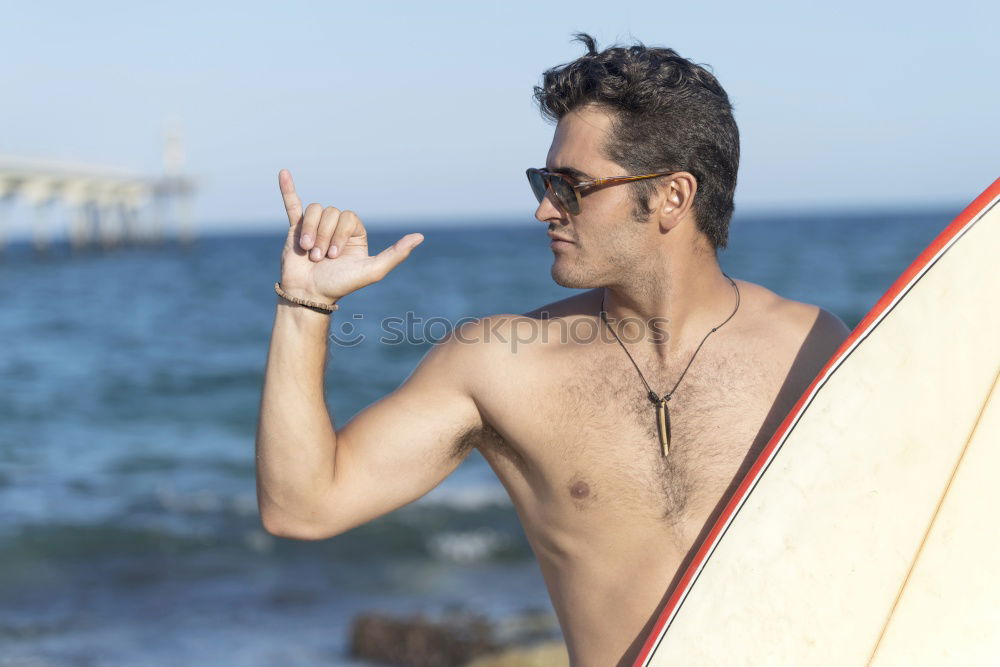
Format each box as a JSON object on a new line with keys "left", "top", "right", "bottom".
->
{"left": 635, "top": 178, "right": 1000, "bottom": 666}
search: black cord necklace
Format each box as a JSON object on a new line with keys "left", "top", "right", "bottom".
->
{"left": 599, "top": 274, "right": 740, "bottom": 457}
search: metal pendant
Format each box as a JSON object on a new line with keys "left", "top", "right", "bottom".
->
{"left": 655, "top": 397, "right": 671, "bottom": 457}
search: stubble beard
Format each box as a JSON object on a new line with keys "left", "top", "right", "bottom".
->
{"left": 550, "top": 251, "right": 588, "bottom": 288}
{"left": 550, "top": 239, "right": 634, "bottom": 290}
{"left": 550, "top": 203, "right": 647, "bottom": 289}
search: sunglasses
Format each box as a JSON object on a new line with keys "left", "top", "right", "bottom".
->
{"left": 526, "top": 167, "right": 678, "bottom": 215}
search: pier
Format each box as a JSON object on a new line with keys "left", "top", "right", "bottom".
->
{"left": 0, "top": 132, "right": 196, "bottom": 253}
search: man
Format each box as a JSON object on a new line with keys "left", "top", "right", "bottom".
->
{"left": 256, "top": 34, "right": 851, "bottom": 665}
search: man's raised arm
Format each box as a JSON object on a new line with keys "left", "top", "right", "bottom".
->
{"left": 255, "top": 169, "right": 481, "bottom": 540}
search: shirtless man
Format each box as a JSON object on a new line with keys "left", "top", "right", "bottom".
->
{"left": 256, "top": 35, "right": 851, "bottom": 665}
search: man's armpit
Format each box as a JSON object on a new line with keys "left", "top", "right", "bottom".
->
{"left": 453, "top": 421, "right": 528, "bottom": 476}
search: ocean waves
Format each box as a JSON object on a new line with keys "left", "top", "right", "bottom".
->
{"left": 0, "top": 475, "right": 530, "bottom": 577}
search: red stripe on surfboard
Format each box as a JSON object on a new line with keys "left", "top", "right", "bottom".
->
{"left": 633, "top": 177, "right": 1000, "bottom": 666}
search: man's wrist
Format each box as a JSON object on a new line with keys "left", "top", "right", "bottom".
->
{"left": 275, "top": 297, "right": 336, "bottom": 332}
{"left": 274, "top": 282, "right": 340, "bottom": 314}
{"left": 277, "top": 285, "right": 330, "bottom": 303}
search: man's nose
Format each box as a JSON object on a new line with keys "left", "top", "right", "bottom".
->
{"left": 534, "top": 191, "right": 565, "bottom": 224}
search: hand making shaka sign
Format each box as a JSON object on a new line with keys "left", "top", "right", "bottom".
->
{"left": 277, "top": 168, "right": 424, "bottom": 304}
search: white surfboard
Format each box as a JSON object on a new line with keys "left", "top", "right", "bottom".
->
{"left": 636, "top": 179, "right": 1000, "bottom": 666}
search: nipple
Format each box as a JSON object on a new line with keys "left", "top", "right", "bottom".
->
{"left": 569, "top": 480, "right": 591, "bottom": 499}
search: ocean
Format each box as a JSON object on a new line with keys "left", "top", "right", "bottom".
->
{"left": 0, "top": 206, "right": 957, "bottom": 665}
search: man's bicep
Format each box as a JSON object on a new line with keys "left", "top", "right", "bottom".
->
{"left": 323, "top": 337, "right": 483, "bottom": 535}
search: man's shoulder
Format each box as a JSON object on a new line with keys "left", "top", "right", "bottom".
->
{"left": 770, "top": 292, "right": 850, "bottom": 347}
{"left": 742, "top": 280, "right": 852, "bottom": 369}
{"left": 446, "top": 290, "right": 599, "bottom": 342}
{"left": 432, "top": 289, "right": 600, "bottom": 366}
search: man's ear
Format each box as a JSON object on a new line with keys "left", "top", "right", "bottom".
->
{"left": 654, "top": 172, "right": 697, "bottom": 232}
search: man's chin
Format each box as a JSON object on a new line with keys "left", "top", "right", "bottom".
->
{"left": 550, "top": 261, "right": 596, "bottom": 289}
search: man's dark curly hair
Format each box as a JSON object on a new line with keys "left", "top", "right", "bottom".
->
{"left": 534, "top": 33, "right": 739, "bottom": 252}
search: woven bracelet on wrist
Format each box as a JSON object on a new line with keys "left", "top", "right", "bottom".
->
{"left": 273, "top": 282, "right": 340, "bottom": 314}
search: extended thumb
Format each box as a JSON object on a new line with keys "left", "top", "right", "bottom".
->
{"left": 371, "top": 233, "right": 424, "bottom": 277}
{"left": 398, "top": 233, "right": 424, "bottom": 251}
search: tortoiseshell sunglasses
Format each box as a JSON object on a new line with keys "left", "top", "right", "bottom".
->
{"left": 526, "top": 167, "right": 678, "bottom": 215}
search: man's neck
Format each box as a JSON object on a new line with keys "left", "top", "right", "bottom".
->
{"left": 601, "top": 251, "right": 736, "bottom": 363}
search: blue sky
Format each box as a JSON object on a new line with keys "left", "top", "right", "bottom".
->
{"left": 1, "top": 0, "right": 996, "bottom": 237}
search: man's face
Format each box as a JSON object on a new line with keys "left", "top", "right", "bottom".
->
{"left": 536, "top": 105, "right": 650, "bottom": 289}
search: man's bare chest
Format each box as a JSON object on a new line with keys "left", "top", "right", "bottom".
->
{"left": 476, "top": 343, "right": 787, "bottom": 532}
